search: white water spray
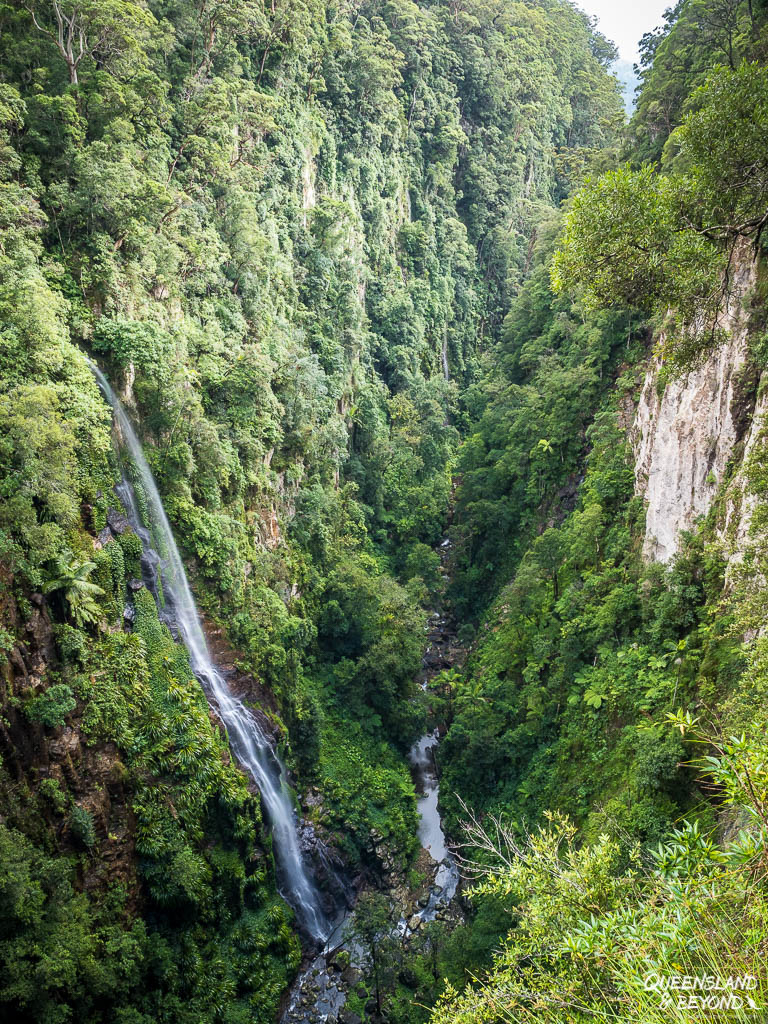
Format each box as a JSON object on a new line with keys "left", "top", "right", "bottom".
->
{"left": 91, "top": 364, "right": 329, "bottom": 943}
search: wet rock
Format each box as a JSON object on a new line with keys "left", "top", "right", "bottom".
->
{"left": 423, "top": 648, "right": 449, "bottom": 670}
{"left": 330, "top": 949, "right": 350, "bottom": 971}
{"left": 49, "top": 726, "right": 81, "bottom": 760}
{"left": 304, "top": 786, "right": 324, "bottom": 808}
{"left": 340, "top": 966, "right": 362, "bottom": 986}
{"left": 340, "top": 1013, "right": 361, "bottom": 1024}
{"left": 96, "top": 527, "right": 114, "bottom": 549}
{"left": 123, "top": 604, "right": 136, "bottom": 623}
{"left": 107, "top": 508, "right": 132, "bottom": 535}
{"left": 128, "top": 579, "right": 144, "bottom": 592}
{"left": 408, "top": 914, "right": 421, "bottom": 931}
{"left": 26, "top": 607, "right": 52, "bottom": 652}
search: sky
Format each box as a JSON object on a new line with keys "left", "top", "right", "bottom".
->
{"left": 576, "top": 1, "right": 672, "bottom": 63}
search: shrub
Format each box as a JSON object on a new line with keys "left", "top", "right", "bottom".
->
{"left": 38, "top": 778, "right": 68, "bottom": 814}
{"left": 55, "top": 624, "right": 88, "bottom": 665}
{"left": 24, "top": 684, "right": 76, "bottom": 728}
{"left": 118, "top": 530, "right": 143, "bottom": 579}
{"left": 69, "top": 805, "right": 97, "bottom": 849}
{"left": 0, "top": 627, "right": 15, "bottom": 664}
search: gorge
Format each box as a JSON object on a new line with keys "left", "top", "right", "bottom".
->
{"left": 2, "top": 2, "right": 768, "bottom": 1024}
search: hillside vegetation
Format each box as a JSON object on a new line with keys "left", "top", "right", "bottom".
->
{"left": 432, "top": 2, "right": 768, "bottom": 1020}
{"left": 2, "top": 1, "right": 768, "bottom": 1022}
{"left": 0, "top": 1, "right": 622, "bottom": 1020}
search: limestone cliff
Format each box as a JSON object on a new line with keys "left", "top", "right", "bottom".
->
{"left": 631, "top": 255, "right": 759, "bottom": 562}
{"left": 720, "top": 376, "right": 768, "bottom": 561}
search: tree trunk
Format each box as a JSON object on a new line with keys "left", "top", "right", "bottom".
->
{"left": 373, "top": 948, "right": 381, "bottom": 1014}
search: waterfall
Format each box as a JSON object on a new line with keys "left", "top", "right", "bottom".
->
{"left": 91, "top": 364, "right": 329, "bottom": 943}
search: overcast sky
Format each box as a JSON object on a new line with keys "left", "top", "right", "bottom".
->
{"left": 576, "top": 1, "right": 672, "bottom": 63}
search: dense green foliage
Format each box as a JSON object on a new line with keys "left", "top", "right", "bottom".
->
{"left": 0, "top": 0, "right": 625, "bottom": 1019}
{"left": 5, "top": 0, "right": 768, "bottom": 1022}
{"left": 449, "top": 219, "right": 642, "bottom": 620}
{"left": 432, "top": 725, "right": 768, "bottom": 1024}
{"left": 440, "top": 0, "right": 768, "bottom": 853}
{"left": 630, "top": 0, "right": 768, "bottom": 163}
{"left": 554, "top": 60, "right": 768, "bottom": 368}
{"left": 430, "top": 4, "right": 768, "bottom": 1023}
{"left": 3, "top": 547, "right": 299, "bottom": 1022}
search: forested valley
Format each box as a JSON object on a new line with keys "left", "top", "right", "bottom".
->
{"left": 2, "top": 1, "right": 768, "bottom": 1022}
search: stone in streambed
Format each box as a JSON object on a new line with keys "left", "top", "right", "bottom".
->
{"left": 340, "top": 965, "right": 361, "bottom": 986}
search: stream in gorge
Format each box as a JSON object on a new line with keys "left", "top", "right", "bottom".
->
{"left": 93, "top": 364, "right": 462, "bottom": 1019}
{"left": 281, "top": 539, "right": 464, "bottom": 1024}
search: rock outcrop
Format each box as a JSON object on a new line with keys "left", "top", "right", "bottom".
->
{"left": 631, "top": 254, "right": 759, "bottom": 562}
{"left": 720, "top": 377, "right": 768, "bottom": 562}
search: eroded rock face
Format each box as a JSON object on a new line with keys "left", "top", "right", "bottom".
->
{"left": 632, "top": 255, "right": 758, "bottom": 563}
{"left": 720, "top": 377, "right": 768, "bottom": 561}
{"left": 0, "top": 580, "right": 139, "bottom": 908}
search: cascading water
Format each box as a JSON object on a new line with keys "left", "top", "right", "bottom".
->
{"left": 91, "top": 364, "right": 329, "bottom": 943}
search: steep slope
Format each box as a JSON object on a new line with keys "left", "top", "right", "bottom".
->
{"left": 430, "top": 3, "right": 768, "bottom": 1022}
{"left": 441, "top": 1, "right": 768, "bottom": 843}
{"left": 0, "top": 1, "right": 624, "bottom": 1021}
{"left": 632, "top": 251, "right": 759, "bottom": 562}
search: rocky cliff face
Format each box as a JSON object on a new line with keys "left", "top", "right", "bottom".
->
{"left": 631, "top": 255, "right": 759, "bottom": 562}
{"left": 720, "top": 377, "right": 768, "bottom": 561}
{"left": 0, "top": 578, "right": 139, "bottom": 905}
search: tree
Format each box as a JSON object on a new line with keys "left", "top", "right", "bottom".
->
{"left": 551, "top": 164, "right": 723, "bottom": 371}
{"left": 24, "top": 0, "right": 154, "bottom": 86}
{"left": 551, "top": 164, "right": 706, "bottom": 313}
{"left": 553, "top": 63, "right": 768, "bottom": 368}
{"left": 349, "top": 892, "right": 399, "bottom": 1016}
{"left": 676, "top": 60, "right": 768, "bottom": 244}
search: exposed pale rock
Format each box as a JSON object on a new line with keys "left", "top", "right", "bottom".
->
{"left": 632, "top": 255, "right": 757, "bottom": 562}
{"left": 721, "top": 378, "right": 768, "bottom": 561}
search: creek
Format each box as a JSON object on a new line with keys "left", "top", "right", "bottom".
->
{"left": 282, "top": 538, "right": 464, "bottom": 1023}
{"left": 93, "top": 364, "right": 462, "bottom": 1018}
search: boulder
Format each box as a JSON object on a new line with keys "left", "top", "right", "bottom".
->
{"left": 96, "top": 527, "right": 114, "bottom": 548}
{"left": 340, "top": 965, "right": 362, "bottom": 986}
{"left": 107, "top": 509, "right": 132, "bottom": 535}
